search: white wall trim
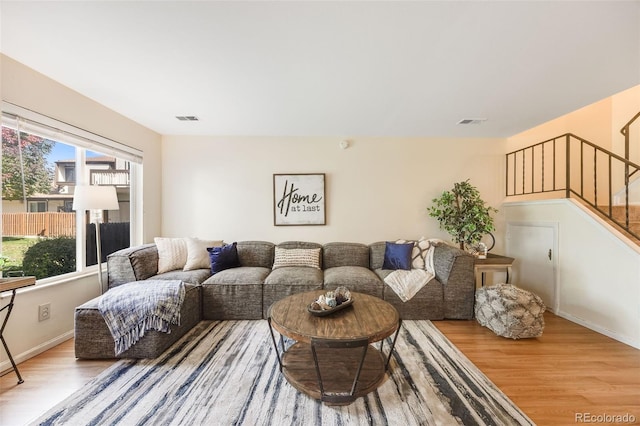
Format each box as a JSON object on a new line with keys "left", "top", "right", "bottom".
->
{"left": 556, "top": 310, "right": 640, "bottom": 350}
{"left": 0, "top": 330, "right": 74, "bottom": 376}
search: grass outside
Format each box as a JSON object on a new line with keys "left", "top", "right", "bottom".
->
{"left": 1, "top": 236, "right": 39, "bottom": 269}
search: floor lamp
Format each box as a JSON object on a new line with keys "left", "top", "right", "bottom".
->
{"left": 72, "top": 185, "right": 119, "bottom": 294}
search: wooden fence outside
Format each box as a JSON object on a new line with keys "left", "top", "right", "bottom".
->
{"left": 2, "top": 212, "right": 76, "bottom": 237}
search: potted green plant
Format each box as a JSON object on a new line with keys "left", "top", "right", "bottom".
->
{"left": 427, "top": 180, "right": 498, "bottom": 251}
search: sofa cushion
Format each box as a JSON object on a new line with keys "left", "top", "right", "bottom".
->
{"left": 151, "top": 269, "right": 211, "bottom": 285}
{"left": 373, "top": 268, "right": 393, "bottom": 281}
{"left": 323, "top": 242, "right": 370, "bottom": 268}
{"left": 155, "top": 237, "right": 187, "bottom": 273}
{"left": 324, "top": 266, "right": 383, "bottom": 298}
{"left": 272, "top": 247, "right": 321, "bottom": 270}
{"left": 264, "top": 266, "right": 323, "bottom": 286}
{"left": 382, "top": 241, "right": 413, "bottom": 270}
{"left": 208, "top": 243, "right": 240, "bottom": 274}
{"left": 184, "top": 237, "right": 223, "bottom": 271}
{"left": 202, "top": 266, "right": 271, "bottom": 285}
{"left": 201, "top": 266, "right": 268, "bottom": 321}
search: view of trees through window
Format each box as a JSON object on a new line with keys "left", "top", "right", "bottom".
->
{"left": 1, "top": 125, "right": 131, "bottom": 280}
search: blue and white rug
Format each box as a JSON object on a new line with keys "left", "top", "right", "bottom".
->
{"left": 32, "top": 320, "right": 533, "bottom": 425}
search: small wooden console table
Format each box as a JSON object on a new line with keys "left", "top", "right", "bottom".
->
{"left": 474, "top": 254, "right": 515, "bottom": 288}
{"left": 268, "top": 290, "right": 401, "bottom": 405}
{"left": 1, "top": 276, "right": 36, "bottom": 384}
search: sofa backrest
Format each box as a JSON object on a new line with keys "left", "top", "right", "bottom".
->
{"left": 236, "top": 241, "right": 275, "bottom": 268}
{"left": 107, "top": 243, "right": 159, "bottom": 288}
{"left": 323, "top": 242, "right": 370, "bottom": 269}
{"left": 369, "top": 241, "right": 386, "bottom": 270}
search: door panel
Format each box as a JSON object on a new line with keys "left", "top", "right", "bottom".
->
{"left": 506, "top": 223, "right": 557, "bottom": 312}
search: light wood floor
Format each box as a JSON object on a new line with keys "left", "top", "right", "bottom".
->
{"left": 1, "top": 313, "right": 639, "bottom": 425}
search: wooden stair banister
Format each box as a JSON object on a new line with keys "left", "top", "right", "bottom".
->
{"left": 506, "top": 112, "right": 640, "bottom": 242}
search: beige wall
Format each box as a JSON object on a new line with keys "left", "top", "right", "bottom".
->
{"left": 160, "top": 135, "right": 507, "bottom": 248}
{"left": 611, "top": 84, "right": 640, "bottom": 165}
{"left": 507, "top": 84, "right": 640, "bottom": 157}
{"left": 0, "top": 54, "right": 162, "bottom": 371}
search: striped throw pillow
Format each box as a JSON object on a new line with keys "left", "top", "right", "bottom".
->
{"left": 155, "top": 237, "right": 188, "bottom": 273}
{"left": 272, "top": 247, "right": 321, "bottom": 270}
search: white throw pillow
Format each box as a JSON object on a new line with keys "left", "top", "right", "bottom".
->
{"left": 396, "top": 239, "right": 426, "bottom": 270}
{"left": 155, "top": 237, "right": 188, "bottom": 274}
{"left": 272, "top": 247, "right": 321, "bottom": 270}
{"left": 395, "top": 238, "right": 441, "bottom": 272}
{"left": 184, "top": 237, "right": 224, "bottom": 271}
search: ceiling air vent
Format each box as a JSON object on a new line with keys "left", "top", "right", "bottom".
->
{"left": 457, "top": 118, "right": 487, "bottom": 125}
{"left": 176, "top": 116, "right": 199, "bottom": 121}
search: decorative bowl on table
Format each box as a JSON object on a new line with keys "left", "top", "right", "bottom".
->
{"left": 307, "top": 286, "right": 353, "bottom": 317}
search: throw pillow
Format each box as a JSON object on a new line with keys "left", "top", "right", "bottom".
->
{"left": 183, "top": 237, "right": 224, "bottom": 271}
{"left": 207, "top": 242, "right": 240, "bottom": 274}
{"left": 155, "top": 237, "right": 188, "bottom": 274}
{"left": 396, "top": 239, "right": 426, "bottom": 269}
{"left": 272, "top": 247, "right": 321, "bottom": 270}
{"left": 382, "top": 241, "right": 413, "bottom": 270}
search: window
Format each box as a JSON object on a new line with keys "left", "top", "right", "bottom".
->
{"left": 64, "top": 165, "right": 75, "bottom": 183}
{"left": 28, "top": 201, "right": 47, "bottom": 212}
{"left": 1, "top": 103, "right": 142, "bottom": 282}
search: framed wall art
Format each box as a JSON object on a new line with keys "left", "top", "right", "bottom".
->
{"left": 273, "top": 173, "right": 325, "bottom": 226}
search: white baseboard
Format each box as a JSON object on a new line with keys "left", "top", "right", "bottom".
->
{"left": 556, "top": 310, "right": 640, "bottom": 350}
{"left": 0, "top": 330, "right": 74, "bottom": 376}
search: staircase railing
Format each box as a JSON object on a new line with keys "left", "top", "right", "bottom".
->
{"left": 506, "top": 133, "right": 640, "bottom": 240}
{"left": 620, "top": 111, "right": 640, "bottom": 179}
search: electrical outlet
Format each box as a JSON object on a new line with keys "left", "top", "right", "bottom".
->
{"left": 38, "top": 303, "right": 51, "bottom": 321}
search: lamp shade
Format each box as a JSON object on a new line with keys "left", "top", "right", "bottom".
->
{"left": 72, "top": 185, "right": 119, "bottom": 211}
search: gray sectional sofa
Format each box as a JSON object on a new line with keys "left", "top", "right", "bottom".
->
{"left": 74, "top": 240, "right": 475, "bottom": 359}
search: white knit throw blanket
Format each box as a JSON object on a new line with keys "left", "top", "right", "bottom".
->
{"left": 98, "top": 280, "right": 185, "bottom": 355}
{"left": 384, "top": 244, "right": 436, "bottom": 302}
{"left": 384, "top": 269, "right": 435, "bottom": 302}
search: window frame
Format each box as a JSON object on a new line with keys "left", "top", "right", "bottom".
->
{"left": 1, "top": 102, "right": 143, "bottom": 285}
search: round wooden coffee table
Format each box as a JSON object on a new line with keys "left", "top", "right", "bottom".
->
{"left": 267, "top": 290, "right": 401, "bottom": 405}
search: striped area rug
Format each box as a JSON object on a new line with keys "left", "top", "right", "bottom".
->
{"left": 32, "top": 320, "right": 533, "bottom": 426}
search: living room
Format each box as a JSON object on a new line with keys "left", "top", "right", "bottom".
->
{"left": 1, "top": 1, "right": 639, "bottom": 424}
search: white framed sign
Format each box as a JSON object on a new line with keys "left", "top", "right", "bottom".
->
{"left": 273, "top": 173, "right": 325, "bottom": 226}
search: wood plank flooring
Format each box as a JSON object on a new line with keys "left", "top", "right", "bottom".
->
{"left": 1, "top": 313, "right": 639, "bottom": 425}
{"left": 432, "top": 313, "right": 640, "bottom": 425}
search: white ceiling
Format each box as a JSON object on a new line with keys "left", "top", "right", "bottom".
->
{"left": 1, "top": 1, "right": 639, "bottom": 138}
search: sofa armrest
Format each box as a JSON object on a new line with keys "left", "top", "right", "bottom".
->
{"left": 433, "top": 243, "right": 475, "bottom": 319}
{"left": 432, "top": 244, "right": 468, "bottom": 284}
{"left": 107, "top": 244, "right": 159, "bottom": 289}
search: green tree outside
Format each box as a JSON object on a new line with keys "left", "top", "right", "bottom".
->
{"left": 1, "top": 127, "right": 54, "bottom": 201}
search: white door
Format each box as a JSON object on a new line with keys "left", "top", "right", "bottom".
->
{"left": 506, "top": 222, "right": 557, "bottom": 312}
